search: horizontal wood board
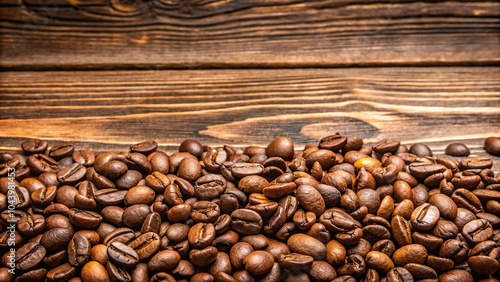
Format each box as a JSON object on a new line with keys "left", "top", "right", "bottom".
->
{"left": 0, "top": 67, "right": 499, "bottom": 171}
{"left": 1, "top": 0, "right": 499, "bottom": 69}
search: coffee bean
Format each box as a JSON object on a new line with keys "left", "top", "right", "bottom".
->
{"left": 14, "top": 242, "right": 46, "bottom": 271}
{"left": 81, "top": 261, "right": 109, "bottom": 282}
{"left": 107, "top": 241, "right": 139, "bottom": 268}
{"left": 266, "top": 137, "right": 294, "bottom": 161}
{"left": 68, "top": 208, "right": 102, "bottom": 229}
{"left": 409, "top": 143, "right": 433, "bottom": 157}
{"left": 21, "top": 139, "right": 48, "bottom": 155}
{"left": 68, "top": 234, "right": 91, "bottom": 267}
{"left": 445, "top": 143, "right": 470, "bottom": 156}
{"left": 45, "top": 263, "right": 75, "bottom": 281}
{"left": 278, "top": 253, "right": 313, "bottom": 271}
{"left": 231, "top": 209, "right": 263, "bottom": 235}
{"left": 462, "top": 219, "right": 493, "bottom": 244}
{"left": 410, "top": 203, "right": 440, "bottom": 231}
{"left": 484, "top": 136, "right": 500, "bottom": 156}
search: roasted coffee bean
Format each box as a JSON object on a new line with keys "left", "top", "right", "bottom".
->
{"left": 14, "top": 242, "right": 46, "bottom": 271}
{"left": 231, "top": 209, "right": 263, "bottom": 235}
{"left": 103, "top": 227, "right": 136, "bottom": 246}
{"left": 57, "top": 163, "right": 86, "bottom": 185}
{"left": 445, "top": 143, "right": 470, "bottom": 157}
{"left": 106, "top": 260, "right": 132, "bottom": 281}
{"left": 195, "top": 174, "right": 227, "bottom": 200}
{"left": 107, "top": 241, "right": 139, "bottom": 268}
{"left": 122, "top": 204, "right": 151, "bottom": 228}
{"left": 17, "top": 213, "right": 45, "bottom": 236}
{"left": 68, "top": 208, "right": 102, "bottom": 229}
{"left": 46, "top": 263, "right": 76, "bottom": 282}
{"left": 21, "top": 139, "right": 48, "bottom": 155}
{"left": 278, "top": 253, "right": 314, "bottom": 271}
{"left": 191, "top": 200, "right": 221, "bottom": 223}
{"left": 67, "top": 234, "right": 91, "bottom": 267}
{"left": 242, "top": 250, "right": 274, "bottom": 275}
{"left": 462, "top": 219, "right": 493, "bottom": 244}
{"left": 438, "top": 269, "right": 474, "bottom": 282}
{"left": 266, "top": 136, "right": 294, "bottom": 161}
{"left": 484, "top": 136, "right": 500, "bottom": 156}
{"left": 189, "top": 246, "right": 218, "bottom": 267}
{"left": 410, "top": 203, "right": 440, "bottom": 231}
{"left": 188, "top": 222, "right": 216, "bottom": 249}
{"left": 81, "top": 261, "right": 109, "bottom": 282}
{"left": 40, "top": 227, "right": 73, "bottom": 252}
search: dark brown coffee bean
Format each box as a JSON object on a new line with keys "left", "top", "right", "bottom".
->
{"left": 21, "top": 139, "right": 48, "bottom": 155}
{"left": 458, "top": 157, "right": 493, "bottom": 170}
{"left": 295, "top": 184, "right": 325, "bottom": 216}
{"left": 319, "top": 208, "right": 361, "bottom": 233}
{"left": 31, "top": 184, "right": 57, "bottom": 207}
{"left": 292, "top": 209, "right": 316, "bottom": 231}
{"left": 319, "top": 133, "right": 347, "bottom": 152}
{"left": 190, "top": 201, "right": 220, "bottom": 223}
{"left": 429, "top": 193, "right": 457, "bottom": 220}
{"left": 188, "top": 223, "right": 216, "bottom": 249}
{"left": 239, "top": 235, "right": 267, "bottom": 251}
{"left": 409, "top": 163, "right": 446, "bottom": 180}
{"left": 287, "top": 233, "right": 325, "bottom": 260}
{"left": 431, "top": 219, "right": 458, "bottom": 239}
{"left": 391, "top": 215, "right": 412, "bottom": 246}
{"left": 57, "top": 163, "right": 86, "bottom": 185}
{"left": 106, "top": 260, "right": 132, "bottom": 282}
{"left": 427, "top": 255, "right": 454, "bottom": 272}
{"left": 263, "top": 182, "right": 296, "bottom": 199}
{"left": 107, "top": 241, "right": 139, "bottom": 268}
{"left": 231, "top": 163, "right": 264, "bottom": 179}
{"left": 14, "top": 242, "right": 46, "bottom": 271}
{"left": 69, "top": 208, "right": 102, "bottom": 229}
{"left": 438, "top": 269, "right": 473, "bottom": 282}
{"left": 40, "top": 228, "right": 73, "bottom": 252}
{"left": 392, "top": 244, "right": 427, "bottom": 267}
{"left": 93, "top": 189, "right": 127, "bottom": 206}
{"left": 49, "top": 143, "right": 75, "bottom": 160}
{"left": 189, "top": 246, "right": 218, "bottom": 267}
{"left": 451, "top": 188, "right": 483, "bottom": 213}
{"left": 103, "top": 227, "right": 136, "bottom": 246}
{"left": 404, "top": 263, "right": 437, "bottom": 280}
{"left": 67, "top": 234, "right": 90, "bottom": 267}
{"left": 409, "top": 143, "right": 433, "bottom": 157}
{"left": 195, "top": 174, "right": 227, "bottom": 200}
{"left": 462, "top": 219, "right": 493, "bottom": 244}
{"left": 365, "top": 251, "right": 394, "bottom": 274}
{"left": 122, "top": 204, "right": 151, "bottom": 228}
{"left": 445, "top": 143, "right": 470, "bottom": 156}
{"left": 17, "top": 213, "right": 45, "bottom": 236}
{"left": 177, "top": 157, "right": 201, "bottom": 182}
{"left": 336, "top": 254, "right": 366, "bottom": 278}
{"left": 230, "top": 242, "right": 254, "bottom": 269}
{"left": 231, "top": 209, "right": 263, "bottom": 235}
{"left": 387, "top": 267, "right": 414, "bottom": 282}
{"left": 410, "top": 203, "right": 440, "bottom": 231}
{"left": 266, "top": 137, "right": 294, "bottom": 161}
{"left": 46, "top": 263, "right": 75, "bottom": 282}
{"left": 484, "top": 136, "right": 500, "bottom": 156}
{"left": 411, "top": 232, "right": 443, "bottom": 250}
{"left": 126, "top": 232, "right": 160, "bottom": 260}
{"left": 278, "top": 253, "right": 313, "bottom": 272}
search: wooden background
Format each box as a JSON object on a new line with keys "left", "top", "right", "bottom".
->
{"left": 0, "top": 0, "right": 499, "bottom": 171}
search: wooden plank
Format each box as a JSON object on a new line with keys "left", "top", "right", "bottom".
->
{"left": 0, "top": 67, "right": 499, "bottom": 171}
{"left": 1, "top": 1, "right": 499, "bottom": 69}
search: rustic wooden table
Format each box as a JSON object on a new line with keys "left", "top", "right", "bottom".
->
{"left": 1, "top": 0, "right": 499, "bottom": 171}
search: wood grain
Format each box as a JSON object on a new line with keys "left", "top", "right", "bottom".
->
{"left": 1, "top": 67, "right": 499, "bottom": 170}
{"left": 1, "top": 0, "right": 499, "bottom": 69}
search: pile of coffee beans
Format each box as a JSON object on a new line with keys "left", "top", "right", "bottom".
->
{"left": 1, "top": 135, "right": 500, "bottom": 282}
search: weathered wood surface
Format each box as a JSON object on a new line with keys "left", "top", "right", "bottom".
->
{"left": 1, "top": 67, "right": 499, "bottom": 170}
{"left": 1, "top": 0, "right": 499, "bottom": 69}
